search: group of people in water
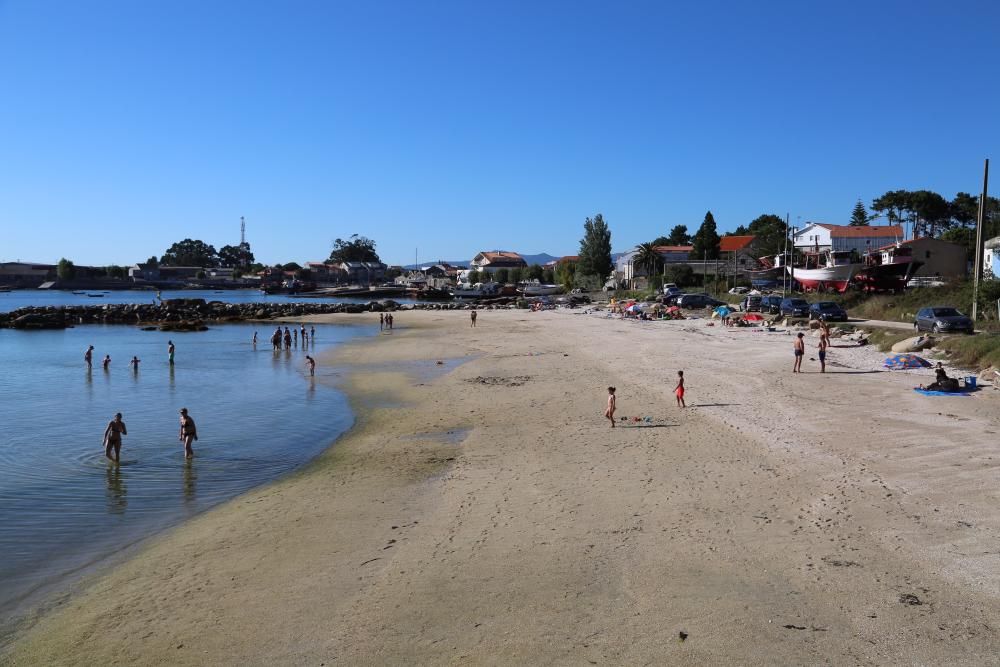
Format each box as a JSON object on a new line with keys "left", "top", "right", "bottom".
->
{"left": 265, "top": 324, "right": 315, "bottom": 351}
{"left": 379, "top": 313, "right": 394, "bottom": 330}
{"left": 102, "top": 408, "right": 197, "bottom": 463}
{"left": 85, "top": 341, "right": 174, "bottom": 372}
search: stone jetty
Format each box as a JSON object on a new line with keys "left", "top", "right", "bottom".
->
{"left": 0, "top": 296, "right": 590, "bottom": 330}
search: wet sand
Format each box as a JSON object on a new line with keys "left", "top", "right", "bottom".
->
{"left": 6, "top": 309, "right": 1000, "bottom": 665}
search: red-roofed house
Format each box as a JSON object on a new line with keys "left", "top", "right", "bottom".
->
{"left": 794, "top": 223, "right": 904, "bottom": 254}
{"left": 471, "top": 251, "right": 527, "bottom": 274}
{"left": 720, "top": 235, "right": 764, "bottom": 274}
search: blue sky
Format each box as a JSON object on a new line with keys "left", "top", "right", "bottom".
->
{"left": 1, "top": 0, "right": 997, "bottom": 267}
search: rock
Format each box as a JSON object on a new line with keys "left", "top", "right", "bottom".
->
{"left": 890, "top": 335, "right": 936, "bottom": 353}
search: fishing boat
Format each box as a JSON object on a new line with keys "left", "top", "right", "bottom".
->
{"left": 786, "top": 250, "right": 862, "bottom": 293}
{"left": 450, "top": 282, "right": 500, "bottom": 299}
{"left": 743, "top": 254, "right": 787, "bottom": 288}
{"left": 852, "top": 243, "right": 923, "bottom": 293}
{"left": 519, "top": 282, "right": 563, "bottom": 296}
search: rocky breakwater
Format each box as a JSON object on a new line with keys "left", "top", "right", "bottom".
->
{"left": 0, "top": 295, "right": 590, "bottom": 330}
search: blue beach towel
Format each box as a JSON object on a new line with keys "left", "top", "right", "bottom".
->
{"left": 913, "top": 388, "right": 973, "bottom": 397}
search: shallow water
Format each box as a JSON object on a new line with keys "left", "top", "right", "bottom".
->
{"left": 0, "top": 322, "right": 365, "bottom": 630}
{"left": 0, "top": 288, "right": 421, "bottom": 314}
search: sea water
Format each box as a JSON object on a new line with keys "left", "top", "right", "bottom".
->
{"left": 0, "top": 321, "right": 366, "bottom": 634}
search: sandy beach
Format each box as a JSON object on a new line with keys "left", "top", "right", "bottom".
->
{"left": 6, "top": 309, "right": 1000, "bottom": 665}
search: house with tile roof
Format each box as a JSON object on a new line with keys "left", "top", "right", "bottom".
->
{"left": 793, "top": 223, "right": 904, "bottom": 255}
{"left": 470, "top": 251, "right": 527, "bottom": 273}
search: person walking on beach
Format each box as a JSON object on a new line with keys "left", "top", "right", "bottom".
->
{"left": 102, "top": 354, "right": 111, "bottom": 370}
{"left": 306, "top": 355, "right": 315, "bottom": 376}
{"left": 675, "top": 370, "right": 686, "bottom": 408}
{"left": 129, "top": 356, "right": 141, "bottom": 372}
{"left": 85, "top": 345, "right": 94, "bottom": 368}
{"left": 793, "top": 332, "right": 805, "bottom": 373}
{"left": 103, "top": 412, "right": 127, "bottom": 463}
{"left": 167, "top": 340, "right": 175, "bottom": 365}
{"left": 470, "top": 309, "right": 477, "bottom": 327}
{"left": 178, "top": 408, "right": 197, "bottom": 459}
{"left": 379, "top": 313, "right": 385, "bottom": 330}
{"left": 605, "top": 386, "right": 617, "bottom": 428}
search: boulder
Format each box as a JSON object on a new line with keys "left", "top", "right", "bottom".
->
{"left": 890, "top": 335, "right": 936, "bottom": 353}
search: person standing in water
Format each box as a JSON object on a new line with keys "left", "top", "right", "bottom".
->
{"left": 85, "top": 345, "right": 94, "bottom": 368}
{"left": 103, "top": 412, "right": 127, "bottom": 463}
{"left": 310, "top": 326, "right": 316, "bottom": 341}
{"left": 379, "top": 313, "right": 385, "bottom": 330}
{"left": 674, "top": 370, "right": 686, "bottom": 408}
{"left": 102, "top": 354, "right": 111, "bottom": 370}
{"left": 293, "top": 327, "right": 298, "bottom": 345}
{"left": 283, "top": 327, "right": 292, "bottom": 350}
{"left": 306, "top": 355, "right": 315, "bottom": 376}
{"left": 605, "top": 386, "right": 617, "bottom": 428}
{"left": 167, "top": 340, "right": 175, "bottom": 365}
{"left": 129, "top": 356, "right": 141, "bottom": 371}
{"left": 300, "top": 324, "right": 307, "bottom": 344}
{"left": 178, "top": 408, "right": 197, "bottom": 459}
{"left": 252, "top": 331, "right": 258, "bottom": 346}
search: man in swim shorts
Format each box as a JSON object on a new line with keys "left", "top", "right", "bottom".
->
{"left": 817, "top": 334, "right": 828, "bottom": 373}
{"left": 793, "top": 332, "right": 805, "bottom": 373}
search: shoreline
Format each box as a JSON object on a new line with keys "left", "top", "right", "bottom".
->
{"left": 6, "top": 310, "right": 1000, "bottom": 664}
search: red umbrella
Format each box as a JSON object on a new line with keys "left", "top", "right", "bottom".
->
{"left": 742, "top": 313, "right": 764, "bottom": 322}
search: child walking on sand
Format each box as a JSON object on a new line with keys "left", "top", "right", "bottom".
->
{"left": 675, "top": 370, "right": 685, "bottom": 408}
{"left": 605, "top": 386, "right": 617, "bottom": 427}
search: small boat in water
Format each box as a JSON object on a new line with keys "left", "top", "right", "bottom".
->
{"left": 86, "top": 293, "right": 106, "bottom": 297}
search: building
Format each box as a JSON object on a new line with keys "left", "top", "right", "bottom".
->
{"left": 875, "top": 237, "right": 968, "bottom": 279}
{"left": 793, "top": 223, "right": 904, "bottom": 255}
{"left": 981, "top": 236, "right": 1000, "bottom": 279}
{"left": 0, "top": 262, "right": 56, "bottom": 287}
{"left": 306, "top": 262, "right": 347, "bottom": 284}
{"left": 338, "top": 261, "right": 386, "bottom": 285}
{"left": 128, "top": 262, "right": 160, "bottom": 282}
{"left": 615, "top": 245, "right": 694, "bottom": 288}
{"left": 470, "top": 251, "right": 527, "bottom": 274}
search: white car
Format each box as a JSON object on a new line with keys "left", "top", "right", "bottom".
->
{"left": 728, "top": 286, "right": 749, "bottom": 295}
{"left": 662, "top": 283, "right": 682, "bottom": 296}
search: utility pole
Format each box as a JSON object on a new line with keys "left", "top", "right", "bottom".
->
{"left": 972, "top": 158, "right": 990, "bottom": 321}
{"left": 783, "top": 213, "right": 789, "bottom": 297}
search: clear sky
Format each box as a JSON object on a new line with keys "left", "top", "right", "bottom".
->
{"left": 1, "top": 0, "right": 998, "bottom": 267}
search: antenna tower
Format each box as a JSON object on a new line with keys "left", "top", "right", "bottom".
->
{"left": 240, "top": 216, "right": 246, "bottom": 246}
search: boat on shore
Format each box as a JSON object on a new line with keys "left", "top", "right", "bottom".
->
{"left": 451, "top": 282, "right": 501, "bottom": 299}
{"left": 519, "top": 282, "right": 563, "bottom": 296}
{"left": 786, "top": 250, "right": 862, "bottom": 293}
{"left": 853, "top": 243, "right": 923, "bottom": 293}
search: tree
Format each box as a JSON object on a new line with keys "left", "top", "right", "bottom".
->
{"left": 282, "top": 262, "right": 302, "bottom": 271}
{"left": 525, "top": 264, "right": 544, "bottom": 281}
{"left": 634, "top": 242, "right": 662, "bottom": 279}
{"left": 493, "top": 268, "right": 509, "bottom": 284}
{"left": 690, "top": 211, "right": 721, "bottom": 260}
{"left": 872, "top": 190, "right": 950, "bottom": 238}
{"left": 664, "top": 264, "right": 695, "bottom": 287}
{"left": 218, "top": 242, "right": 255, "bottom": 268}
{"left": 145, "top": 256, "right": 159, "bottom": 268}
{"left": 577, "top": 213, "right": 613, "bottom": 281}
{"left": 328, "top": 234, "right": 380, "bottom": 264}
{"left": 105, "top": 265, "right": 127, "bottom": 279}
{"left": 555, "top": 261, "right": 577, "bottom": 289}
{"left": 744, "top": 213, "right": 787, "bottom": 257}
{"left": 57, "top": 258, "right": 76, "bottom": 280}
{"left": 541, "top": 267, "right": 555, "bottom": 284}
{"left": 161, "top": 238, "right": 219, "bottom": 267}
{"left": 666, "top": 224, "right": 691, "bottom": 246}
{"left": 508, "top": 267, "right": 523, "bottom": 284}
{"left": 650, "top": 236, "right": 671, "bottom": 246}
{"left": 849, "top": 200, "right": 870, "bottom": 226}
{"left": 466, "top": 269, "right": 481, "bottom": 284}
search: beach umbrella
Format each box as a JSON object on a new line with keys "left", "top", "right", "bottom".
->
{"left": 742, "top": 313, "right": 764, "bottom": 322}
{"left": 626, "top": 304, "right": 642, "bottom": 312}
{"left": 883, "top": 354, "right": 931, "bottom": 370}
{"left": 666, "top": 305, "right": 681, "bottom": 313}
{"left": 713, "top": 306, "right": 731, "bottom": 317}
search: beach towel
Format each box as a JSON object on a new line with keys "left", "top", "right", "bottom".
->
{"left": 912, "top": 388, "right": 973, "bottom": 397}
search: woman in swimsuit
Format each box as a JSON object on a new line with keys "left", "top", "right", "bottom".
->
{"left": 103, "top": 412, "right": 127, "bottom": 463}
{"left": 178, "top": 408, "right": 198, "bottom": 459}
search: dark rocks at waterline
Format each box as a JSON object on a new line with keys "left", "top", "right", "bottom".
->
{"left": 0, "top": 295, "right": 591, "bottom": 330}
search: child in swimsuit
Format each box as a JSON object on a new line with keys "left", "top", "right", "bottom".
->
{"left": 675, "top": 370, "right": 685, "bottom": 408}
{"left": 605, "top": 386, "right": 617, "bottom": 428}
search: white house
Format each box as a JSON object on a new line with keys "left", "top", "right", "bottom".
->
{"left": 470, "top": 251, "right": 527, "bottom": 273}
{"left": 984, "top": 236, "right": 1000, "bottom": 279}
{"left": 793, "top": 223, "right": 904, "bottom": 255}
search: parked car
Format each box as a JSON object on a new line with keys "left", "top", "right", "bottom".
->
{"left": 678, "top": 293, "right": 726, "bottom": 309}
{"left": 779, "top": 298, "right": 810, "bottom": 317}
{"left": 761, "top": 295, "right": 783, "bottom": 314}
{"left": 661, "top": 292, "right": 686, "bottom": 306}
{"left": 662, "top": 283, "right": 683, "bottom": 297}
{"left": 913, "top": 307, "right": 974, "bottom": 334}
{"left": 728, "top": 286, "right": 749, "bottom": 295}
{"left": 809, "top": 301, "right": 848, "bottom": 322}
{"left": 742, "top": 295, "right": 763, "bottom": 312}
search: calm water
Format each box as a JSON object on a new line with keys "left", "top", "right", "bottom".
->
{"left": 0, "top": 321, "right": 367, "bottom": 631}
{"left": 0, "top": 288, "right": 420, "bottom": 313}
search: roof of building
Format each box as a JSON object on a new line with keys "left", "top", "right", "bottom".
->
{"left": 877, "top": 237, "right": 967, "bottom": 251}
{"left": 557, "top": 255, "right": 580, "bottom": 263}
{"left": 812, "top": 224, "right": 904, "bottom": 238}
{"left": 475, "top": 251, "right": 526, "bottom": 263}
{"left": 719, "top": 235, "right": 756, "bottom": 252}
{"left": 653, "top": 245, "right": 694, "bottom": 253}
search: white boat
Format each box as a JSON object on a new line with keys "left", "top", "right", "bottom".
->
{"left": 520, "top": 282, "right": 563, "bottom": 296}
{"left": 786, "top": 250, "right": 862, "bottom": 293}
{"left": 450, "top": 282, "right": 500, "bottom": 299}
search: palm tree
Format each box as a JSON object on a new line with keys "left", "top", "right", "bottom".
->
{"left": 634, "top": 243, "right": 662, "bottom": 284}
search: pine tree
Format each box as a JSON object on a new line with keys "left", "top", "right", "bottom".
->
{"left": 690, "top": 211, "right": 720, "bottom": 260}
{"left": 849, "top": 200, "right": 869, "bottom": 226}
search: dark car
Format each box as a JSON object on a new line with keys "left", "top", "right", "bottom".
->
{"left": 742, "top": 295, "right": 763, "bottom": 312}
{"left": 779, "top": 298, "right": 810, "bottom": 317}
{"left": 809, "top": 301, "right": 848, "bottom": 322}
{"left": 914, "top": 307, "right": 974, "bottom": 334}
{"left": 678, "top": 293, "right": 725, "bottom": 309}
{"left": 761, "top": 295, "right": 783, "bottom": 314}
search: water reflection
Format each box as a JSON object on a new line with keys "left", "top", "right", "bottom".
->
{"left": 105, "top": 465, "right": 127, "bottom": 514}
{"left": 182, "top": 460, "right": 196, "bottom": 504}
{"left": 168, "top": 364, "right": 175, "bottom": 391}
